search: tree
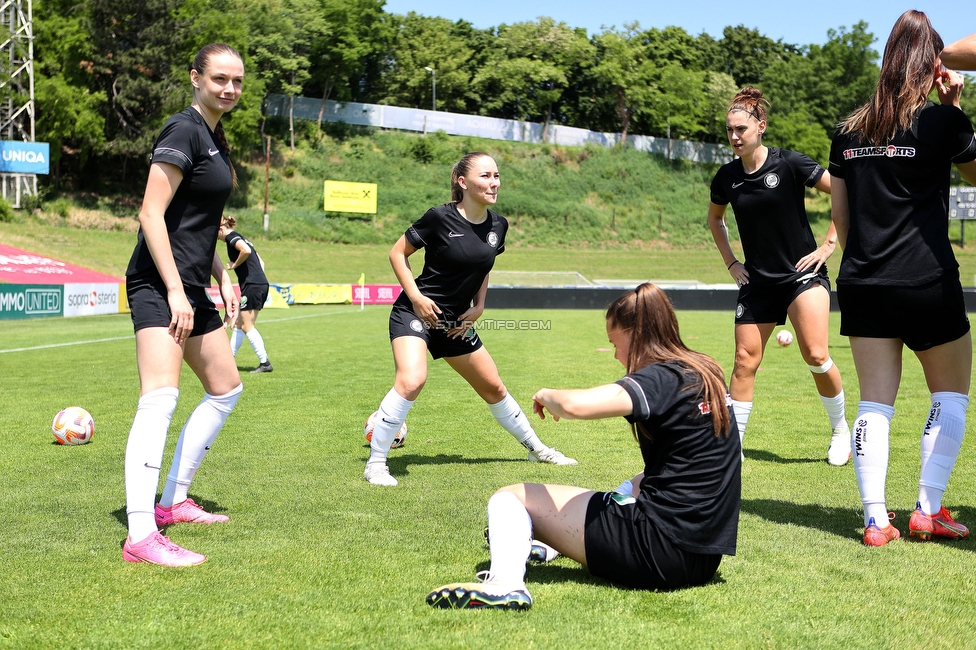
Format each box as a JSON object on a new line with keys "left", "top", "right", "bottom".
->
{"left": 472, "top": 18, "right": 593, "bottom": 139}
{"left": 305, "top": 0, "right": 391, "bottom": 127}
{"left": 717, "top": 25, "right": 796, "bottom": 88}
{"left": 375, "top": 13, "right": 488, "bottom": 114}
{"left": 82, "top": 0, "right": 190, "bottom": 182}
{"left": 591, "top": 24, "right": 655, "bottom": 143}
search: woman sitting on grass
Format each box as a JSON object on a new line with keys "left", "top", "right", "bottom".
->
{"left": 427, "top": 283, "right": 741, "bottom": 610}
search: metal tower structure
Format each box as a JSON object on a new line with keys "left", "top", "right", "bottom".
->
{"left": 0, "top": 0, "right": 35, "bottom": 207}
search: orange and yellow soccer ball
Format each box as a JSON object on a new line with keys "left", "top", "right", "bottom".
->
{"left": 364, "top": 411, "right": 407, "bottom": 449}
{"left": 52, "top": 407, "right": 95, "bottom": 445}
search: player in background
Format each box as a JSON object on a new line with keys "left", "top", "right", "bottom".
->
{"left": 364, "top": 152, "right": 577, "bottom": 487}
{"left": 708, "top": 87, "right": 851, "bottom": 466}
{"left": 218, "top": 215, "right": 273, "bottom": 373}
{"left": 121, "top": 43, "right": 245, "bottom": 566}
{"left": 830, "top": 10, "right": 976, "bottom": 546}
{"left": 426, "top": 284, "right": 740, "bottom": 610}
{"left": 942, "top": 32, "right": 976, "bottom": 69}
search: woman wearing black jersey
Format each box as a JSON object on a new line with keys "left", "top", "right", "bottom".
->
{"left": 121, "top": 44, "right": 244, "bottom": 566}
{"left": 708, "top": 87, "right": 851, "bottom": 466}
{"left": 218, "top": 215, "right": 273, "bottom": 373}
{"left": 364, "top": 152, "right": 577, "bottom": 486}
{"left": 426, "top": 283, "right": 740, "bottom": 610}
{"left": 830, "top": 10, "right": 976, "bottom": 547}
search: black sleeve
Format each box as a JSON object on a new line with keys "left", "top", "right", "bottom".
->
{"left": 405, "top": 207, "right": 440, "bottom": 249}
{"left": 496, "top": 214, "right": 509, "bottom": 255}
{"left": 944, "top": 106, "right": 976, "bottom": 164}
{"left": 828, "top": 132, "right": 847, "bottom": 180}
{"left": 615, "top": 365, "right": 681, "bottom": 424}
{"left": 783, "top": 149, "right": 826, "bottom": 188}
{"left": 709, "top": 169, "right": 729, "bottom": 205}
{"left": 150, "top": 117, "right": 197, "bottom": 176}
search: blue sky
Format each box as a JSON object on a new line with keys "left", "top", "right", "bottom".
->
{"left": 382, "top": 0, "right": 973, "bottom": 52}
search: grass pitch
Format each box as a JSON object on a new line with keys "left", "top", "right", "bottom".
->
{"left": 2, "top": 306, "right": 975, "bottom": 649}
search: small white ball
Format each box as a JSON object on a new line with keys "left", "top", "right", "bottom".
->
{"left": 776, "top": 329, "right": 793, "bottom": 347}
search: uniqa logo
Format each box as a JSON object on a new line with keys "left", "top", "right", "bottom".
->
{"left": 2, "top": 150, "right": 46, "bottom": 163}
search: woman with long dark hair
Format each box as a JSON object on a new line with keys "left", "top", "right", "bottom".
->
{"left": 830, "top": 10, "right": 976, "bottom": 546}
{"left": 426, "top": 283, "right": 740, "bottom": 610}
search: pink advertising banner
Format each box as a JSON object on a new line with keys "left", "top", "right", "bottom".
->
{"left": 0, "top": 243, "right": 124, "bottom": 284}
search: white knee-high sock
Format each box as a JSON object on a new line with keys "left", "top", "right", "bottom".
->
{"left": 246, "top": 328, "right": 269, "bottom": 363}
{"left": 368, "top": 388, "right": 414, "bottom": 464}
{"left": 125, "top": 387, "right": 179, "bottom": 543}
{"left": 159, "top": 383, "right": 242, "bottom": 508}
{"left": 486, "top": 491, "right": 531, "bottom": 586}
{"left": 853, "top": 401, "right": 895, "bottom": 527}
{"left": 918, "top": 392, "right": 968, "bottom": 514}
{"left": 730, "top": 400, "right": 752, "bottom": 447}
{"left": 230, "top": 328, "right": 245, "bottom": 357}
{"left": 820, "top": 389, "right": 849, "bottom": 433}
{"left": 488, "top": 393, "right": 545, "bottom": 452}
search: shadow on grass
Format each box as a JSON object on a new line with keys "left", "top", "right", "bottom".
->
{"left": 385, "top": 454, "right": 521, "bottom": 477}
{"left": 742, "top": 498, "right": 976, "bottom": 551}
{"left": 108, "top": 495, "right": 231, "bottom": 529}
{"left": 472, "top": 560, "right": 730, "bottom": 591}
{"left": 743, "top": 449, "right": 822, "bottom": 464}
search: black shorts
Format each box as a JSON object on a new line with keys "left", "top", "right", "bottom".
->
{"left": 388, "top": 303, "right": 483, "bottom": 360}
{"left": 837, "top": 272, "right": 970, "bottom": 351}
{"left": 240, "top": 283, "right": 268, "bottom": 312}
{"left": 734, "top": 273, "right": 830, "bottom": 325}
{"left": 584, "top": 491, "right": 722, "bottom": 591}
{"left": 126, "top": 273, "right": 224, "bottom": 337}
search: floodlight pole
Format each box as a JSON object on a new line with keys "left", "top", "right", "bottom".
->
{"left": 425, "top": 66, "right": 436, "bottom": 111}
{"left": 263, "top": 135, "right": 271, "bottom": 231}
{"left": 0, "top": 0, "right": 37, "bottom": 207}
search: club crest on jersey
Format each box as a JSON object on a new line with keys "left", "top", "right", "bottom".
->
{"left": 409, "top": 319, "right": 425, "bottom": 333}
{"left": 764, "top": 173, "right": 780, "bottom": 188}
{"left": 698, "top": 401, "right": 711, "bottom": 415}
{"left": 735, "top": 303, "right": 745, "bottom": 318}
{"left": 486, "top": 232, "right": 499, "bottom": 248}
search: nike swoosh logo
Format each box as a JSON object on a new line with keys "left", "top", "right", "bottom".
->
{"left": 143, "top": 463, "right": 161, "bottom": 470}
{"left": 448, "top": 232, "right": 464, "bottom": 238}
{"left": 209, "top": 148, "right": 220, "bottom": 156}
{"left": 732, "top": 182, "right": 744, "bottom": 188}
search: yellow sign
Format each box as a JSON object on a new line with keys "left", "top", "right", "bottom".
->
{"left": 290, "top": 284, "right": 353, "bottom": 304}
{"left": 324, "top": 180, "right": 378, "bottom": 214}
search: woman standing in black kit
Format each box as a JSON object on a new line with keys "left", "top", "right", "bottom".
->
{"left": 830, "top": 10, "right": 976, "bottom": 547}
{"left": 218, "top": 215, "right": 272, "bottom": 373}
{"left": 121, "top": 43, "right": 244, "bottom": 567}
{"left": 363, "top": 152, "right": 577, "bottom": 487}
{"left": 708, "top": 87, "right": 851, "bottom": 466}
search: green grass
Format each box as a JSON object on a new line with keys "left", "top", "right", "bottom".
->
{"left": 2, "top": 305, "right": 975, "bottom": 649}
{"left": 9, "top": 217, "right": 976, "bottom": 288}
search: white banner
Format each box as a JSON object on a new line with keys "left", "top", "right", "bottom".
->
{"left": 63, "top": 283, "right": 122, "bottom": 318}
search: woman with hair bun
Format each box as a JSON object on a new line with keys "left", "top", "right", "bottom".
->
{"left": 830, "top": 10, "right": 976, "bottom": 547}
{"left": 426, "top": 283, "right": 740, "bottom": 610}
{"left": 707, "top": 87, "right": 851, "bottom": 466}
{"left": 363, "top": 152, "right": 577, "bottom": 487}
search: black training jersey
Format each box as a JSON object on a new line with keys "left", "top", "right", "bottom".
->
{"left": 126, "top": 108, "right": 234, "bottom": 287}
{"left": 829, "top": 103, "right": 976, "bottom": 287}
{"left": 224, "top": 230, "right": 268, "bottom": 288}
{"left": 711, "top": 147, "right": 826, "bottom": 286}
{"left": 616, "top": 361, "right": 740, "bottom": 556}
{"left": 394, "top": 202, "right": 508, "bottom": 322}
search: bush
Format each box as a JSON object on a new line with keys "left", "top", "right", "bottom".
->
{"left": 0, "top": 197, "right": 13, "bottom": 222}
